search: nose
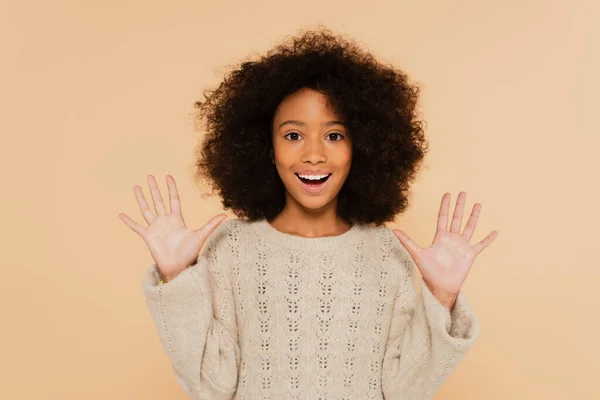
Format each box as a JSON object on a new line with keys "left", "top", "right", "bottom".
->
{"left": 300, "top": 138, "right": 327, "bottom": 164}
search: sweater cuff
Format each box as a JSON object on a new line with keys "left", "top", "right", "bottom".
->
{"left": 419, "top": 278, "right": 479, "bottom": 348}
{"left": 142, "top": 255, "right": 212, "bottom": 301}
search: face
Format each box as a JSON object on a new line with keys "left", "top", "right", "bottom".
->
{"left": 272, "top": 88, "right": 352, "bottom": 213}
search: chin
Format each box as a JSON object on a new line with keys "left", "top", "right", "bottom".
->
{"left": 287, "top": 190, "right": 338, "bottom": 212}
{"left": 299, "top": 198, "right": 334, "bottom": 211}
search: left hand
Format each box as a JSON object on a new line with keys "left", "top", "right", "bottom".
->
{"left": 393, "top": 192, "right": 498, "bottom": 309}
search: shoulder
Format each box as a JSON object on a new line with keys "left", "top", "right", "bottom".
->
{"left": 360, "top": 224, "right": 404, "bottom": 250}
{"left": 201, "top": 217, "right": 253, "bottom": 252}
{"left": 360, "top": 224, "right": 415, "bottom": 274}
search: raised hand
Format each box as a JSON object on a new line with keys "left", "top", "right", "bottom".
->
{"left": 392, "top": 192, "right": 498, "bottom": 309}
{"left": 119, "top": 174, "right": 227, "bottom": 282}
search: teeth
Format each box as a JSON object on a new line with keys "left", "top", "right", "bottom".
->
{"left": 298, "top": 174, "right": 329, "bottom": 180}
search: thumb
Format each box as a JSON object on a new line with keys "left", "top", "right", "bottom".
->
{"left": 392, "top": 229, "right": 421, "bottom": 260}
{"left": 195, "top": 214, "right": 228, "bottom": 242}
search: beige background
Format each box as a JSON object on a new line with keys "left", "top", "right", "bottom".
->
{"left": 1, "top": 0, "right": 598, "bottom": 398}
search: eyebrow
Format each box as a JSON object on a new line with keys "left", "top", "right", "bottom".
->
{"left": 278, "top": 120, "right": 346, "bottom": 129}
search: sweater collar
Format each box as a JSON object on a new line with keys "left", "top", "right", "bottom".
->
{"left": 251, "top": 218, "right": 366, "bottom": 252}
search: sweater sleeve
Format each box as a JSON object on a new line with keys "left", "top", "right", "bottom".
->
{"left": 141, "top": 222, "right": 240, "bottom": 400}
{"left": 381, "top": 238, "right": 479, "bottom": 400}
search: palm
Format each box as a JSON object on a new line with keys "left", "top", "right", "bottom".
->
{"left": 143, "top": 213, "right": 203, "bottom": 274}
{"left": 119, "top": 174, "right": 227, "bottom": 281}
{"left": 393, "top": 192, "right": 498, "bottom": 296}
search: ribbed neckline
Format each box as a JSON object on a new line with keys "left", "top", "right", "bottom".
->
{"left": 252, "top": 218, "right": 365, "bottom": 252}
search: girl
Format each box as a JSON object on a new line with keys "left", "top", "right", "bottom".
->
{"left": 119, "top": 27, "right": 497, "bottom": 400}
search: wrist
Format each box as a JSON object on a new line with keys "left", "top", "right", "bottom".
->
{"left": 158, "top": 259, "right": 197, "bottom": 284}
{"left": 433, "top": 290, "right": 457, "bottom": 311}
{"left": 424, "top": 280, "right": 458, "bottom": 311}
{"left": 159, "top": 270, "right": 178, "bottom": 284}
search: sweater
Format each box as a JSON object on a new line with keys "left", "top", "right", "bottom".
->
{"left": 142, "top": 218, "right": 479, "bottom": 400}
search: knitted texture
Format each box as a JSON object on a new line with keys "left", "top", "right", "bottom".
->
{"left": 142, "top": 218, "right": 478, "bottom": 399}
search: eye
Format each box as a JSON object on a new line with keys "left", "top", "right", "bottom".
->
{"left": 327, "top": 132, "right": 344, "bottom": 141}
{"left": 284, "top": 132, "right": 302, "bottom": 141}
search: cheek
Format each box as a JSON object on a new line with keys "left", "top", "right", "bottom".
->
{"left": 334, "top": 147, "right": 352, "bottom": 171}
{"left": 273, "top": 143, "right": 297, "bottom": 165}
{"left": 274, "top": 157, "right": 294, "bottom": 175}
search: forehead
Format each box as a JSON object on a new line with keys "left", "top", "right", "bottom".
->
{"left": 273, "top": 88, "right": 340, "bottom": 122}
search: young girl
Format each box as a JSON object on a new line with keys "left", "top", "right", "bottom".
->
{"left": 119, "top": 27, "right": 497, "bottom": 400}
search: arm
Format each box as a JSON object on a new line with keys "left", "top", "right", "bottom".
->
{"left": 142, "top": 223, "right": 240, "bottom": 400}
{"left": 381, "top": 247, "right": 479, "bottom": 399}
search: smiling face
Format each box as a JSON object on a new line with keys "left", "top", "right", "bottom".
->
{"left": 272, "top": 88, "right": 352, "bottom": 214}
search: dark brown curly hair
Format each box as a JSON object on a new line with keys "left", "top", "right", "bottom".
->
{"left": 192, "top": 26, "right": 429, "bottom": 226}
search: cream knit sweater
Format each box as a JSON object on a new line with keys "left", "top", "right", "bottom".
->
{"left": 142, "top": 218, "right": 478, "bottom": 400}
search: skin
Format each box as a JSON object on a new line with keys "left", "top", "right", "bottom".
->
{"left": 119, "top": 174, "right": 228, "bottom": 283}
{"left": 394, "top": 192, "right": 499, "bottom": 311}
{"left": 269, "top": 87, "right": 353, "bottom": 238}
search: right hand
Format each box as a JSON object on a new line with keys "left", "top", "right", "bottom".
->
{"left": 119, "top": 174, "right": 227, "bottom": 282}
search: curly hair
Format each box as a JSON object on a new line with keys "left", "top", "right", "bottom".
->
{"left": 192, "top": 26, "right": 429, "bottom": 226}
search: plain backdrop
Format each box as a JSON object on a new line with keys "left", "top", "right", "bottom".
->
{"left": 1, "top": 0, "right": 598, "bottom": 398}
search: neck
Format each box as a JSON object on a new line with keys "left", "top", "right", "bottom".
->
{"left": 269, "top": 198, "right": 351, "bottom": 238}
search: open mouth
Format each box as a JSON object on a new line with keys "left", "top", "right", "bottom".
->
{"left": 295, "top": 173, "right": 332, "bottom": 185}
{"left": 295, "top": 173, "right": 332, "bottom": 193}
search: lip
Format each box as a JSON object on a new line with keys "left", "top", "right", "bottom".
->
{"left": 296, "top": 170, "right": 331, "bottom": 176}
{"left": 295, "top": 173, "right": 331, "bottom": 195}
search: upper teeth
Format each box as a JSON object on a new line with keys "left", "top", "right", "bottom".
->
{"left": 298, "top": 174, "right": 329, "bottom": 180}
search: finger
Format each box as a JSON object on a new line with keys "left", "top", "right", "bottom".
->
{"left": 472, "top": 230, "right": 499, "bottom": 255}
{"left": 462, "top": 203, "right": 481, "bottom": 242}
{"left": 392, "top": 229, "right": 422, "bottom": 259}
{"left": 134, "top": 185, "right": 157, "bottom": 225}
{"left": 147, "top": 175, "right": 168, "bottom": 216}
{"left": 436, "top": 192, "right": 451, "bottom": 231}
{"left": 119, "top": 212, "right": 146, "bottom": 238}
{"left": 450, "top": 192, "right": 467, "bottom": 233}
{"left": 195, "top": 214, "right": 228, "bottom": 241}
{"left": 166, "top": 175, "right": 182, "bottom": 215}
